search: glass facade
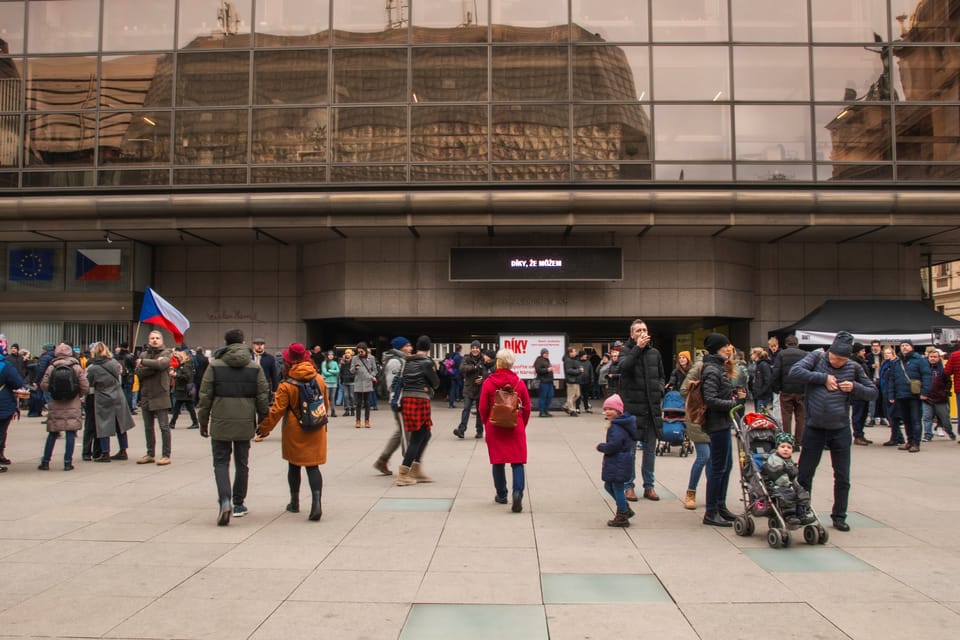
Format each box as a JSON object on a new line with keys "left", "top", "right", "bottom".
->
{"left": 0, "top": 0, "right": 957, "bottom": 188}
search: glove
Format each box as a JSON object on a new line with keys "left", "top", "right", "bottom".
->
{"left": 199, "top": 424, "right": 209, "bottom": 438}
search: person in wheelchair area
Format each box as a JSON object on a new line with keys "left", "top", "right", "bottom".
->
{"left": 760, "top": 432, "right": 815, "bottom": 526}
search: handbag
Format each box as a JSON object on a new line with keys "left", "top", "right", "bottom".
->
{"left": 899, "top": 360, "right": 921, "bottom": 395}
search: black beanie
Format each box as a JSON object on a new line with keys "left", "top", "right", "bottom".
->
{"left": 415, "top": 335, "right": 432, "bottom": 352}
{"left": 829, "top": 331, "right": 854, "bottom": 357}
{"left": 704, "top": 333, "right": 731, "bottom": 354}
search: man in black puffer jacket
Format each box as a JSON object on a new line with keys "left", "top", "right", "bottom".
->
{"left": 787, "top": 331, "right": 876, "bottom": 533}
{"left": 618, "top": 319, "right": 665, "bottom": 502}
{"left": 772, "top": 335, "right": 807, "bottom": 447}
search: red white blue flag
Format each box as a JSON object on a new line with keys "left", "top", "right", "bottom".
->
{"left": 139, "top": 287, "right": 190, "bottom": 344}
{"left": 76, "top": 249, "right": 121, "bottom": 281}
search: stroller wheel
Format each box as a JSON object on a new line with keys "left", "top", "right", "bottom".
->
{"left": 767, "top": 528, "right": 783, "bottom": 549}
{"left": 733, "top": 516, "right": 752, "bottom": 537}
{"left": 780, "top": 529, "right": 792, "bottom": 547}
{"left": 803, "top": 525, "right": 818, "bottom": 545}
{"left": 817, "top": 526, "right": 829, "bottom": 545}
{"left": 745, "top": 517, "right": 756, "bottom": 536}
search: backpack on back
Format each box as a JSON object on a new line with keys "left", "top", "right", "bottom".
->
{"left": 287, "top": 378, "right": 327, "bottom": 431}
{"left": 442, "top": 356, "right": 456, "bottom": 377}
{"left": 389, "top": 359, "right": 407, "bottom": 413}
{"left": 685, "top": 378, "right": 707, "bottom": 426}
{"left": 489, "top": 384, "right": 520, "bottom": 428}
{"left": 49, "top": 363, "right": 80, "bottom": 401}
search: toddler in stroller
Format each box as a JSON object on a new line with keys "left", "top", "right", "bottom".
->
{"left": 760, "top": 432, "right": 815, "bottom": 526}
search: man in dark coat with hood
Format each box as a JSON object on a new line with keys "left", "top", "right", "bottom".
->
{"left": 618, "top": 319, "right": 665, "bottom": 502}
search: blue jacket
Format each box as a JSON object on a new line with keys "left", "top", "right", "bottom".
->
{"left": 788, "top": 351, "right": 877, "bottom": 430}
{"left": 597, "top": 412, "right": 639, "bottom": 483}
{"left": 882, "top": 351, "right": 931, "bottom": 401}
{"left": 0, "top": 354, "right": 26, "bottom": 419}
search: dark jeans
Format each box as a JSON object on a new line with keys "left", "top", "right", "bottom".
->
{"left": 885, "top": 401, "right": 905, "bottom": 443}
{"left": 98, "top": 431, "right": 129, "bottom": 455}
{"left": 0, "top": 415, "right": 11, "bottom": 455}
{"left": 492, "top": 463, "right": 525, "bottom": 500}
{"left": 142, "top": 408, "right": 171, "bottom": 458}
{"left": 354, "top": 392, "right": 371, "bottom": 421}
{"left": 82, "top": 395, "right": 101, "bottom": 458}
{"left": 212, "top": 439, "right": 250, "bottom": 506}
{"left": 448, "top": 376, "right": 462, "bottom": 407}
{"left": 458, "top": 396, "right": 482, "bottom": 434}
{"left": 402, "top": 428, "right": 431, "bottom": 467}
{"left": 895, "top": 397, "right": 923, "bottom": 446}
{"left": 538, "top": 382, "right": 555, "bottom": 415}
{"left": 705, "top": 428, "right": 733, "bottom": 512}
{"left": 122, "top": 382, "right": 135, "bottom": 413}
{"left": 43, "top": 430, "right": 77, "bottom": 465}
{"left": 626, "top": 416, "right": 657, "bottom": 491}
{"left": 170, "top": 399, "right": 198, "bottom": 426}
{"left": 797, "top": 426, "right": 851, "bottom": 521}
{"left": 851, "top": 399, "right": 869, "bottom": 438}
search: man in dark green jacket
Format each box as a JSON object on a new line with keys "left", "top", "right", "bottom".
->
{"left": 198, "top": 329, "right": 270, "bottom": 526}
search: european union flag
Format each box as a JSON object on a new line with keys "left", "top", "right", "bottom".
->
{"left": 9, "top": 248, "right": 55, "bottom": 281}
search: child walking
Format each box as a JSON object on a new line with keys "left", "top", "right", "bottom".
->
{"left": 597, "top": 394, "right": 639, "bottom": 527}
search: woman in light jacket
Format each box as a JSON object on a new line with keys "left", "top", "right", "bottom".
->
{"left": 478, "top": 348, "right": 533, "bottom": 513}
{"left": 85, "top": 342, "right": 136, "bottom": 462}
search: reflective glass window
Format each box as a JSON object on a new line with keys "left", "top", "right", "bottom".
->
{"left": 492, "top": 46, "right": 568, "bottom": 101}
{"left": 252, "top": 107, "right": 327, "bottom": 163}
{"left": 333, "top": 48, "right": 406, "bottom": 104}
{"left": 0, "top": 172, "right": 16, "bottom": 187}
{"left": 100, "top": 111, "right": 171, "bottom": 164}
{"left": 896, "top": 104, "right": 960, "bottom": 163}
{"left": 27, "top": 0, "right": 98, "bottom": 54}
{"left": 412, "top": 47, "right": 487, "bottom": 102}
{"left": 574, "top": 162, "right": 652, "bottom": 181}
{"left": 254, "top": 0, "right": 329, "bottom": 46}
{"left": 25, "top": 112, "right": 96, "bottom": 166}
{"left": 896, "top": 164, "right": 960, "bottom": 181}
{"left": 252, "top": 166, "right": 327, "bottom": 183}
{"left": 177, "top": 52, "right": 250, "bottom": 107}
{"left": 491, "top": 0, "right": 568, "bottom": 30}
{"left": 174, "top": 167, "right": 247, "bottom": 184}
{"left": 573, "top": 103, "right": 650, "bottom": 162}
{"left": 492, "top": 163, "right": 571, "bottom": 181}
{"left": 0, "top": 58, "right": 22, "bottom": 111}
{"left": 492, "top": 104, "right": 569, "bottom": 161}
{"left": 330, "top": 165, "right": 407, "bottom": 182}
{"left": 254, "top": 50, "right": 329, "bottom": 105}
{"left": 574, "top": 46, "right": 648, "bottom": 102}
{"left": 174, "top": 109, "right": 249, "bottom": 165}
{"left": 731, "top": 0, "right": 808, "bottom": 43}
{"left": 811, "top": 0, "right": 888, "bottom": 43}
{"left": 654, "top": 163, "right": 732, "bottom": 181}
{"left": 412, "top": 105, "right": 487, "bottom": 162}
{"left": 736, "top": 164, "right": 814, "bottom": 181}
{"left": 654, "top": 105, "right": 731, "bottom": 161}
{"left": 735, "top": 105, "right": 811, "bottom": 161}
{"left": 412, "top": 0, "right": 489, "bottom": 44}
{"left": 26, "top": 56, "right": 98, "bottom": 112}
{"left": 733, "top": 47, "right": 809, "bottom": 101}
{"left": 333, "top": 0, "right": 404, "bottom": 42}
{"left": 572, "top": 0, "right": 649, "bottom": 43}
{"left": 99, "top": 168, "right": 170, "bottom": 185}
{"left": 331, "top": 106, "right": 407, "bottom": 163}
{"left": 815, "top": 104, "right": 891, "bottom": 162}
{"left": 651, "top": 0, "right": 729, "bottom": 42}
{"left": 891, "top": 0, "right": 949, "bottom": 44}
{"left": 103, "top": 0, "right": 176, "bottom": 51}
{"left": 895, "top": 46, "right": 959, "bottom": 101}
{"left": 101, "top": 55, "right": 166, "bottom": 110}
{"left": 411, "top": 164, "right": 489, "bottom": 182}
{"left": 817, "top": 163, "right": 892, "bottom": 181}
{"left": 179, "top": 0, "right": 251, "bottom": 48}
{"left": 0, "top": 2, "right": 25, "bottom": 54}
{"left": 812, "top": 47, "right": 887, "bottom": 102}
{"left": 0, "top": 114, "right": 20, "bottom": 167}
{"left": 652, "top": 47, "right": 729, "bottom": 101}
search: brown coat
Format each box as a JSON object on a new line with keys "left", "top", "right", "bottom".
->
{"left": 40, "top": 344, "right": 89, "bottom": 433}
{"left": 257, "top": 360, "right": 328, "bottom": 466}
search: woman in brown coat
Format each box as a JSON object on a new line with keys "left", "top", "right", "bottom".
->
{"left": 39, "top": 343, "right": 90, "bottom": 470}
{"left": 257, "top": 343, "right": 329, "bottom": 521}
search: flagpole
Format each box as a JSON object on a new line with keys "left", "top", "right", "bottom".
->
{"left": 132, "top": 321, "right": 142, "bottom": 351}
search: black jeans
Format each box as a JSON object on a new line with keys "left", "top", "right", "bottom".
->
{"left": 402, "top": 428, "right": 431, "bottom": 467}
{"left": 797, "top": 427, "right": 851, "bottom": 521}
{"left": 212, "top": 439, "right": 250, "bottom": 506}
{"left": 170, "top": 399, "right": 198, "bottom": 426}
{"left": 82, "top": 394, "right": 101, "bottom": 458}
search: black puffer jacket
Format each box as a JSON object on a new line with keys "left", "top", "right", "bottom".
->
{"left": 618, "top": 340, "right": 664, "bottom": 432}
{"left": 752, "top": 357, "right": 773, "bottom": 402}
{"left": 701, "top": 354, "right": 739, "bottom": 434}
{"left": 788, "top": 351, "right": 877, "bottom": 430}
{"left": 772, "top": 346, "right": 807, "bottom": 394}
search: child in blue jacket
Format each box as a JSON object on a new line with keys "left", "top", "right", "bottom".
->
{"left": 597, "top": 394, "right": 639, "bottom": 527}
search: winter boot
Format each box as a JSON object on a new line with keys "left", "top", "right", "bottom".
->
{"left": 409, "top": 461, "right": 433, "bottom": 483}
{"left": 287, "top": 490, "right": 300, "bottom": 513}
{"left": 373, "top": 457, "right": 392, "bottom": 476}
{"left": 308, "top": 490, "right": 322, "bottom": 521}
{"left": 355, "top": 418, "right": 361, "bottom": 429}
{"left": 396, "top": 465, "right": 417, "bottom": 486}
{"left": 684, "top": 490, "right": 697, "bottom": 510}
{"left": 364, "top": 420, "right": 371, "bottom": 428}
{"left": 607, "top": 511, "right": 631, "bottom": 527}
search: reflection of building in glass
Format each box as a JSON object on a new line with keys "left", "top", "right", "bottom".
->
{"left": 0, "top": 39, "right": 21, "bottom": 167}
{"left": 826, "top": 0, "right": 960, "bottom": 181}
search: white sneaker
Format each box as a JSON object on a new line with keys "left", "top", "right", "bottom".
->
{"left": 936, "top": 427, "right": 947, "bottom": 437}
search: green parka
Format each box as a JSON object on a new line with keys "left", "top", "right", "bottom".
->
{"left": 197, "top": 343, "right": 270, "bottom": 441}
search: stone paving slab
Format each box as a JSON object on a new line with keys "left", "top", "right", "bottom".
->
{"left": 1, "top": 407, "right": 960, "bottom": 638}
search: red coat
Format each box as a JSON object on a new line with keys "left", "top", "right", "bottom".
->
{"left": 945, "top": 350, "right": 960, "bottom": 393}
{"left": 479, "top": 368, "right": 532, "bottom": 464}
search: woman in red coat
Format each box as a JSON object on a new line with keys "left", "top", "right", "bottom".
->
{"left": 479, "top": 348, "right": 532, "bottom": 513}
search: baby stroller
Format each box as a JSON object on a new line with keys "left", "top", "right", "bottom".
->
{"left": 730, "top": 409, "right": 829, "bottom": 548}
{"left": 656, "top": 390, "right": 693, "bottom": 456}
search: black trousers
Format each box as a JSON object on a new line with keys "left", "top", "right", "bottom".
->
{"left": 212, "top": 439, "right": 250, "bottom": 506}
{"left": 82, "top": 395, "right": 101, "bottom": 458}
{"left": 797, "top": 427, "right": 851, "bottom": 521}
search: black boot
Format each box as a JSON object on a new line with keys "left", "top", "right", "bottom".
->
{"left": 287, "top": 490, "right": 300, "bottom": 513}
{"left": 703, "top": 510, "right": 732, "bottom": 527}
{"left": 308, "top": 490, "right": 322, "bottom": 521}
{"left": 717, "top": 506, "right": 737, "bottom": 521}
{"left": 217, "top": 497, "right": 232, "bottom": 526}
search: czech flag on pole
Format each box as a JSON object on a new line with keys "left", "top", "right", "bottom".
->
{"left": 139, "top": 287, "right": 190, "bottom": 344}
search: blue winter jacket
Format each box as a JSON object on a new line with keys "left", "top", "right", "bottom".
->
{"left": 597, "top": 412, "right": 639, "bottom": 483}
{"left": 0, "top": 354, "right": 26, "bottom": 419}
{"left": 787, "top": 351, "right": 877, "bottom": 431}
{"left": 882, "top": 351, "right": 932, "bottom": 401}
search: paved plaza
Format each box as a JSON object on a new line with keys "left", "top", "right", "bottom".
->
{"left": 1, "top": 406, "right": 959, "bottom": 640}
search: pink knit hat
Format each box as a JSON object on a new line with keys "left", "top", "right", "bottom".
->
{"left": 602, "top": 394, "right": 624, "bottom": 414}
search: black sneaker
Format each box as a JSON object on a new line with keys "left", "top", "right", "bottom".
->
{"left": 453, "top": 428, "right": 464, "bottom": 439}
{"left": 232, "top": 504, "right": 249, "bottom": 518}
{"left": 37, "top": 462, "right": 49, "bottom": 471}
{"left": 494, "top": 495, "right": 508, "bottom": 505}
{"left": 0, "top": 455, "right": 10, "bottom": 465}
{"left": 831, "top": 517, "right": 850, "bottom": 532}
